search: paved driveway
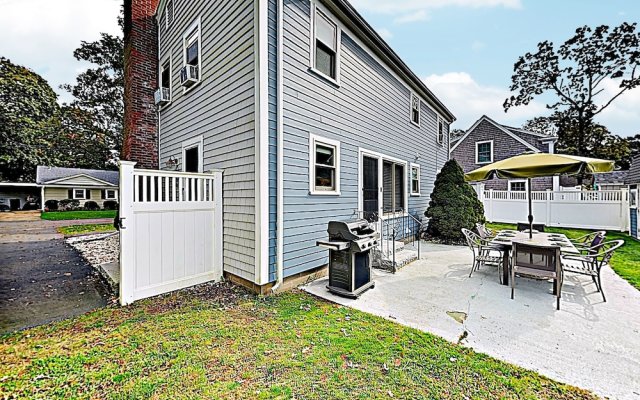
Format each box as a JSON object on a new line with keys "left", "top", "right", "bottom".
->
{"left": 304, "top": 243, "right": 640, "bottom": 400}
{"left": 0, "top": 218, "right": 114, "bottom": 334}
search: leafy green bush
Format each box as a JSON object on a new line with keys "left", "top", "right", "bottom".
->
{"left": 44, "top": 199, "right": 59, "bottom": 211}
{"left": 59, "top": 199, "right": 81, "bottom": 211}
{"left": 83, "top": 201, "right": 100, "bottom": 211}
{"left": 103, "top": 200, "right": 118, "bottom": 210}
{"left": 425, "top": 159, "right": 485, "bottom": 243}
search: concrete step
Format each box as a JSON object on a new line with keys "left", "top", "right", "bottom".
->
{"left": 378, "top": 240, "right": 404, "bottom": 253}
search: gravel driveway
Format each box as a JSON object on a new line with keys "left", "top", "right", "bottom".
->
{"left": 0, "top": 218, "right": 114, "bottom": 334}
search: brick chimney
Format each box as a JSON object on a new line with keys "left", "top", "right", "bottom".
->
{"left": 122, "top": 0, "right": 160, "bottom": 169}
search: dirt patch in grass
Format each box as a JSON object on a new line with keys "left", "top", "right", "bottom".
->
{"left": 0, "top": 282, "right": 596, "bottom": 399}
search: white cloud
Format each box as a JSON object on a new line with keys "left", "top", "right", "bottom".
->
{"left": 0, "top": 0, "right": 121, "bottom": 103}
{"left": 377, "top": 28, "right": 394, "bottom": 40}
{"left": 423, "top": 72, "right": 546, "bottom": 130}
{"left": 351, "top": 0, "right": 522, "bottom": 23}
{"left": 595, "top": 79, "right": 640, "bottom": 137}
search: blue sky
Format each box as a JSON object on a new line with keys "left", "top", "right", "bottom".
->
{"left": 1, "top": 0, "right": 638, "bottom": 135}
{"left": 352, "top": 0, "right": 640, "bottom": 135}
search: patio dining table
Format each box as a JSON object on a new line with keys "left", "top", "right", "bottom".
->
{"left": 490, "top": 230, "right": 580, "bottom": 285}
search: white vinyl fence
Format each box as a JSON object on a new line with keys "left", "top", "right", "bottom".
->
{"left": 119, "top": 161, "right": 223, "bottom": 305}
{"left": 479, "top": 189, "right": 629, "bottom": 232}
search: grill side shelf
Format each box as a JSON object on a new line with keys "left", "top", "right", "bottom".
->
{"left": 316, "top": 240, "right": 350, "bottom": 251}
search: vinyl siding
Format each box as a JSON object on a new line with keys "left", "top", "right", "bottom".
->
{"left": 278, "top": 0, "right": 450, "bottom": 278}
{"left": 43, "top": 187, "right": 118, "bottom": 208}
{"left": 157, "top": 0, "right": 256, "bottom": 281}
{"left": 631, "top": 209, "right": 637, "bottom": 239}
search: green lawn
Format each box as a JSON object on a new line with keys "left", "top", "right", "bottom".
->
{"left": 0, "top": 285, "right": 595, "bottom": 399}
{"left": 57, "top": 223, "right": 116, "bottom": 236}
{"left": 41, "top": 210, "right": 116, "bottom": 221}
{"left": 488, "top": 223, "right": 640, "bottom": 290}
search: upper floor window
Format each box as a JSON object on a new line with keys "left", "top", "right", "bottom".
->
{"left": 156, "top": 59, "right": 171, "bottom": 105}
{"left": 312, "top": 8, "right": 339, "bottom": 82}
{"left": 181, "top": 19, "right": 201, "bottom": 88}
{"left": 437, "top": 117, "right": 445, "bottom": 145}
{"left": 476, "top": 140, "right": 493, "bottom": 164}
{"left": 309, "top": 134, "right": 340, "bottom": 195}
{"left": 164, "top": 0, "right": 174, "bottom": 29}
{"left": 411, "top": 94, "right": 420, "bottom": 126}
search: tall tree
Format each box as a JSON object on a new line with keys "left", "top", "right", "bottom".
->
{"left": 504, "top": 23, "right": 640, "bottom": 155}
{"left": 61, "top": 11, "right": 124, "bottom": 165}
{"left": 522, "top": 116, "right": 557, "bottom": 136}
{"left": 0, "top": 57, "right": 60, "bottom": 181}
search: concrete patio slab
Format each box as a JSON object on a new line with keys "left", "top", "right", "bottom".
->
{"left": 303, "top": 243, "right": 640, "bottom": 400}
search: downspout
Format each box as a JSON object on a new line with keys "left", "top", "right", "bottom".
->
{"left": 272, "top": 0, "right": 284, "bottom": 292}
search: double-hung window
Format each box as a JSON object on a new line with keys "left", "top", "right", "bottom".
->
{"left": 410, "top": 164, "right": 420, "bottom": 196}
{"left": 313, "top": 8, "right": 339, "bottom": 82}
{"left": 309, "top": 134, "right": 340, "bottom": 195}
{"left": 476, "top": 140, "right": 493, "bottom": 164}
{"left": 105, "top": 189, "right": 117, "bottom": 200}
{"left": 159, "top": 59, "right": 171, "bottom": 103}
{"left": 411, "top": 94, "right": 420, "bottom": 126}
{"left": 73, "top": 189, "right": 86, "bottom": 200}
{"left": 383, "top": 161, "right": 405, "bottom": 213}
{"left": 437, "top": 117, "right": 445, "bottom": 145}
{"left": 181, "top": 19, "right": 201, "bottom": 87}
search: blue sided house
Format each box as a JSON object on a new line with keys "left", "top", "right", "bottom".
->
{"left": 126, "top": 0, "right": 456, "bottom": 293}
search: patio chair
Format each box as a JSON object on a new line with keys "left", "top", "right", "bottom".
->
{"left": 475, "top": 223, "right": 495, "bottom": 240}
{"left": 561, "top": 240, "right": 624, "bottom": 302}
{"left": 462, "top": 228, "right": 505, "bottom": 279}
{"left": 511, "top": 242, "right": 563, "bottom": 310}
{"left": 569, "top": 231, "right": 606, "bottom": 250}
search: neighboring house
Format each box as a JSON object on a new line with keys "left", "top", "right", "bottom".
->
{"left": 627, "top": 155, "right": 640, "bottom": 239}
{"left": 36, "top": 166, "right": 119, "bottom": 210}
{"left": 123, "top": 0, "right": 455, "bottom": 292}
{"left": 451, "top": 115, "right": 558, "bottom": 191}
{"left": 594, "top": 170, "right": 628, "bottom": 191}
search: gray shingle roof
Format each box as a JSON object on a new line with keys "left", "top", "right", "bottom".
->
{"left": 594, "top": 170, "right": 628, "bottom": 185}
{"left": 627, "top": 155, "right": 640, "bottom": 184}
{"left": 36, "top": 166, "right": 119, "bottom": 186}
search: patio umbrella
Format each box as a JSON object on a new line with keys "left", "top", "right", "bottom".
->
{"left": 464, "top": 153, "right": 615, "bottom": 238}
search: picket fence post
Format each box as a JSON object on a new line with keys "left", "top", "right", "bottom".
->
{"left": 118, "top": 161, "right": 136, "bottom": 306}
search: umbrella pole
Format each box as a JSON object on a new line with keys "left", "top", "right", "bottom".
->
{"left": 528, "top": 177, "right": 533, "bottom": 239}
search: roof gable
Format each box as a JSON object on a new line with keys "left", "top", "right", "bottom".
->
{"left": 451, "top": 115, "right": 542, "bottom": 154}
{"left": 36, "top": 166, "right": 119, "bottom": 186}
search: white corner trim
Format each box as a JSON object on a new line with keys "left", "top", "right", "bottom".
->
{"left": 181, "top": 135, "right": 204, "bottom": 173}
{"left": 475, "top": 140, "right": 494, "bottom": 165}
{"left": 255, "top": 0, "right": 270, "bottom": 286}
{"left": 274, "top": 0, "right": 285, "bottom": 292}
{"left": 309, "top": 133, "right": 341, "bottom": 196}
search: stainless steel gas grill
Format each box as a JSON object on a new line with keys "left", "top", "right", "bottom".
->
{"left": 316, "top": 219, "right": 378, "bottom": 298}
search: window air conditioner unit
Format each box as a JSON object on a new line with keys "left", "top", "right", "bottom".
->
{"left": 154, "top": 88, "right": 171, "bottom": 106}
{"left": 180, "top": 65, "right": 199, "bottom": 87}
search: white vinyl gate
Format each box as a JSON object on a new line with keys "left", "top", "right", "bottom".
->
{"left": 118, "top": 161, "right": 223, "bottom": 305}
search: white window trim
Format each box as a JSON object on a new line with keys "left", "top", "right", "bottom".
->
{"left": 309, "top": 133, "right": 341, "bottom": 195}
{"left": 105, "top": 189, "right": 117, "bottom": 200}
{"left": 410, "top": 93, "right": 420, "bottom": 128}
{"left": 631, "top": 188, "right": 638, "bottom": 209}
{"left": 181, "top": 135, "right": 204, "bottom": 173}
{"left": 73, "top": 188, "right": 86, "bottom": 200}
{"left": 357, "top": 148, "right": 409, "bottom": 220}
{"left": 159, "top": 56, "right": 172, "bottom": 108}
{"left": 410, "top": 163, "right": 421, "bottom": 196}
{"left": 437, "top": 116, "right": 445, "bottom": 146}
{"left": 309, "top": 1, "right": 342, "bottom": 87}
{"left": 182, "top": 17, "right": 202, "bottom": 93}
{"left": 508, "top": 179, "right": 527, "bottom": 192}
{"left": 475, "top": 140, "right": 494, "bottom": 164}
